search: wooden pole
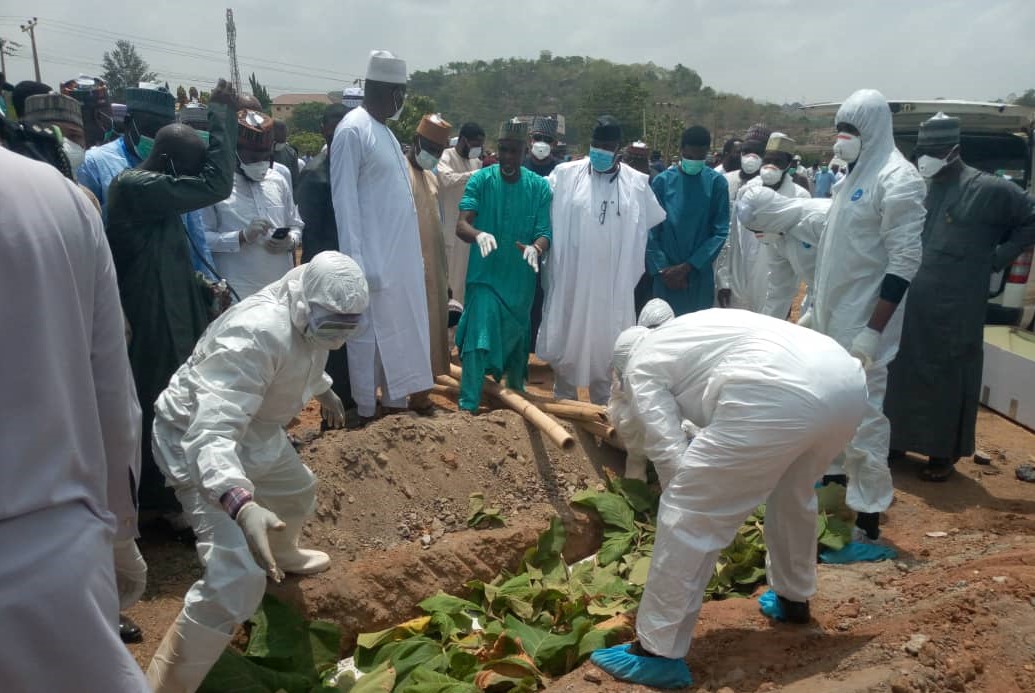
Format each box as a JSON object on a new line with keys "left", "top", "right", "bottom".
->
{"left": 448, "top": 364, "right": 575, "bottom": 451}
{"left": 535, "top": 401, "right": 608, "bottom": 424}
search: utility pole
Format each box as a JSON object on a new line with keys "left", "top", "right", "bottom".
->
{"left": 0, "top": 38, "right": 21, "bottom": 78}
{"left": 19, "top": 18, "right": 39, "bottom": 82}
{"left": 225, "top": 9, "right": 241, "bottom": 94}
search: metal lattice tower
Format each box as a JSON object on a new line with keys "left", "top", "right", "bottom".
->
{"left": 226, "top": 8, "right": 241, "bottom": 94}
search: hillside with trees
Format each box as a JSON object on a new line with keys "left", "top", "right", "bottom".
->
{"left": 407, "top": 51, "right": 823, "bottom": 158}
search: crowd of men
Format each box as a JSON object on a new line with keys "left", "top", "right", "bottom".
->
{"left": 3, "top": 45, "right": 1035, "bottom": 692}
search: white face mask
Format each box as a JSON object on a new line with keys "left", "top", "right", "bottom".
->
{"left": 240, "top": 160, "right": 269, "bottom": 181}
{"left": 919, "top": 147, "right": 956, "bottom": 178}
{"left": 740, "top": 153, "right": 762, "bottom": 174}
{"left": 388, "top": 90, "right": 406, "bottom": 121}
{"left": 62, "top": 139, "right": 86, "bottom": 175}
{"left": 416, "top": 148, "right": 440, "bottom": 171}
{"left": 467, "top": 146, "right": 482, "bottom": 160}
{"left": 759, "top": 165, "right": 784, "bottom": 187}
{"left": 530, "top": 141, "right": 552, "bottom": 160}
{"left": 833, "top": 133, "right": 861, "bottom": 163}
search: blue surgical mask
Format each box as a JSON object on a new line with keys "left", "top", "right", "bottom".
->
{"left": 680, "top": 158, "right": 705, "bottom": 175}
{"left": 588, "top": 146, "right": 616, "bottom": 173}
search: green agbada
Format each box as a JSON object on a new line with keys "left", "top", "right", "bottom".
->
{"left": 456, "top": 165, "right": 552, "bottom": 411}
{"left": 105, "top": 102, "right": 238, "bottom": 511}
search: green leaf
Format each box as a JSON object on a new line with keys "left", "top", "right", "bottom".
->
{"left": 535, "top": 619, "right": 593, "bottom": 676}
{"left": 571, "top": 491, "right": 636, "bottom": 532}
{"left": 240, "top": 595, "right": 341, "bottom": 679}
{"left": 502, "top": 614, "right": 550, "bottom": 660}
{"left": 199, "top": 648, "right": 314, "bottom": 693}
{"left": 522, "top": 517, "right": 567, "bottom": 580}
{"left": 355, "top": 616, "right": 431, "bottom": 655}
{"left": 607, "top": 477, "right": 658, "bottom": 515}
{"left": 332, "top": 662, "right": 397, "bottom": 693}
{"left": 395, "top": 669, "right": 477, "bottom": 693}
{"left": 420, "top": 593, "right": 484, "bottom": 617}
{"left": 597, "top": 531, "right": 636, "bottom": 566}
{"left": 628, "top": 555, "right": 652, "bottom": 586}
{"left": 467, "top": 493, "right": 505, "bottom": 528}
{"left": 355, "top": 637, "right": 442, "bottom": 683}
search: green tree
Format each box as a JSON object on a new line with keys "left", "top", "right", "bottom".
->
{"left": 176, "top": 85, "right": 188, "bottom": 107}
{"left": 1014, "top": 89, "right": 1035, "bottom": 107}
{"left": 248, "top": 73, "right": 272, "bottom": 112}
{"left": 575, "top": 77, "right": 649, "bottom": 145}
{"left": 101, "top": 40, "right": 158, "bottom": 101}
{"left": 288, "top": 132, "right": 325, "bottom": 157}
{"left": 289, "top": 101, "right": 330, "bottom": 134}
{"left": 388, "top": 94, "right": 438, "bottom": 145}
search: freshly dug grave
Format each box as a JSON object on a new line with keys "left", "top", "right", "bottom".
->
{"left": 127, "top": 404, "right": 625, "bottom": 667}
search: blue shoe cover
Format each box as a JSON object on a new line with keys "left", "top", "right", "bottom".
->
{"left": 758, "top": 589, "right": 785, "bottom": 621}
{"left": 819, "top": 542, "right": 897, "bottom": 564}
{"left": 590, "top": 643, "right": 693, "bottom": 689}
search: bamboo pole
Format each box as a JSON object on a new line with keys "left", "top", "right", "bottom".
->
{"left": 449, "top": 364, "right": 575, "bottom": 451}
{"left": 577, "top": 421, "right": 626, "bottom": 451}
{"left": 431, "top": 384, "right": 459, "bottom": 400}
{"left": 535, "top": 401, "right": 608, "bottom": 424}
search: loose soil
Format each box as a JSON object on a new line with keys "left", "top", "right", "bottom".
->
{"left": 125, "top": 361, "right": 1035, "bottom": 693}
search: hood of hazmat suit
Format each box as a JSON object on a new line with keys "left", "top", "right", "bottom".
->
{"left": 612, "top": 325, "right": 651, "bottom": 377}
{"left": 811, "top": 90, "right": 925, "bottom": 515}
{"left": 813, "top": 89, "right": 925, "bottom": 351}
{"left": 638, "top": 299, "right": 675, "bottom": 328}
{"left": 153, "top": 251, "right": 369, "bottom": 505}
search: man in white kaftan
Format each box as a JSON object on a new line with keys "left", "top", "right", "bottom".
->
{"left": 537, "top": 115, "right": 667, "bottom": 404}
{"left": 437, "top": 122, "right": 484, "bottom": 303}
{"left": 330, "top": 50, "right": 433, "bottom": 417}
{"left": 0, "top": 146, "right": 148, "bottom": 691}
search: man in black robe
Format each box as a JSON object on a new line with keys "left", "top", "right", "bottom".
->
{"left": 886, "top": 113, "right": 1035, "bottom": 480}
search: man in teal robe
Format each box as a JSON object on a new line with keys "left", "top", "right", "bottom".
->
{"left": 647, "top": 126, "right": 730, "bottom": 315}
{"left": 455, "top": 119, "right": 552, "bottom": 411}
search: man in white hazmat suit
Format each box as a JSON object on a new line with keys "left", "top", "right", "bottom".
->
{"left": 715, "top": 126, "right": 768, "bottom": 311}
{"left": 736, "top": 186, "right": 830, "bottom": 319}
{"left": 591, "top": 310, "right": 867, "bottom": 689}
{"left": 538, "top": 115, "right": 667, "bottom": 404}
{"left": 607, "top": 298, "right": 677, "bottom": 482}
{"left": 147, "top": 251, "right": 369, "bottom": 692}
{"left": 810, "top": 89, "right": 925, "bottom": 542}
{"left": 0, "top": 137, "right": 149, "bottom": 691}
{"left": 331, "top": 49, "right": 433, "bottom": 418}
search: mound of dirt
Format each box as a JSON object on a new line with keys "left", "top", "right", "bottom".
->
{"left": 298, "top": 405, "right": 625, "bottom": 559}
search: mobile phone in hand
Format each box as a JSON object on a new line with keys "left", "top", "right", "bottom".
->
{"left": 272, "top": 227, "right": 290, "bottom": 239}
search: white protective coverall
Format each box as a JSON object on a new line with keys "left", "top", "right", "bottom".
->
{"left": 714, "top": 170, "right": 768, "bottom": 311}
{"left": 148, "top": 252, "right": 369, "bottom": 692}
{"left": 736, "top": 186, "right": 830, "bottom": 319}
{"left": 330, "top": 106, "right": 434, "bottom": 416}
{"left": 812, "top": 89, "right": 926, "bottom": 514}
{"left": 538, "top": 160, "right": 666, "bottom": 404}
{"left": 0, "top": 149, "right": 148, "bottom": 691}
{"left": 612, "top": 309, "right": 866, "bottom": 659}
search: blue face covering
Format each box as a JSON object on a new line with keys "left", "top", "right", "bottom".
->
{"left": 680, "top": 158, "right": 705, "bottom": 175}
{"left": 589, "top": 146, "right": 616, "bottom": 173}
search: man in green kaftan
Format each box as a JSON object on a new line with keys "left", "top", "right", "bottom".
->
{"left": 455, "top": 119, "right": 552, "bottom": 412}
{"left": 104, "top": 78, "right": 240, "bottom": 512}
{"left": 886, "top": 113, "right": 1035, "bottom": 481}
{"left": 647, "top": 126, "right": 730, "bottom": 315}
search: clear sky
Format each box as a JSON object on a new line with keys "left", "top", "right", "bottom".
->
{"left": 2, "top": 0, "right": 1033, "bottom": 104}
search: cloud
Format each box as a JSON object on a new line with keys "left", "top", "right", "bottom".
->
{"left": 4, "top": 0, "right": 1033, "bottom": 103}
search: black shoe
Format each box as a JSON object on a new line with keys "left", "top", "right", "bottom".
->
{"left": 855, "top": 511, "right": 881, "bottom": 541}
{"left": 777, "top": 596, "right": 811, "bottom": 624}
{"left": 119, "top": 614, "right": 143, "bottom": 643}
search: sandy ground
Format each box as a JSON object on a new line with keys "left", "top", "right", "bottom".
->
{"left": 123, "top": 358, "right": 1035, "bottom": 692}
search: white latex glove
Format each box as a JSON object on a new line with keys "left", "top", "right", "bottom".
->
{"left": 316, "top": 389, "right": 346, "bottom": 429}
{"left": 242, "top": 219, "right": 272, "bottom": 244}
{"left": 475, "top": 232, "right": 497, "bottom": 258}
{"left": 236, "top": 502, "right": 286, "bottom": 582}
{"left": 849, "top": 327, "right": 881, "bottom": 369}
{"left": 113, "top": 538, "right": 148, "bottom": 610}
{"left": 624, "top": 453, "right": 648, "bottom": 482}
{"left": 680, "top": 419, "right": 700, "bottom": 440}
{"left": 522, "top": 244, "right": 540, "bottom": 273}
{"left": 796, "top": 310, "right": 814, "bottom": 329}
{"left": 265, "top": 233, "right": 296, "bottom": 254}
